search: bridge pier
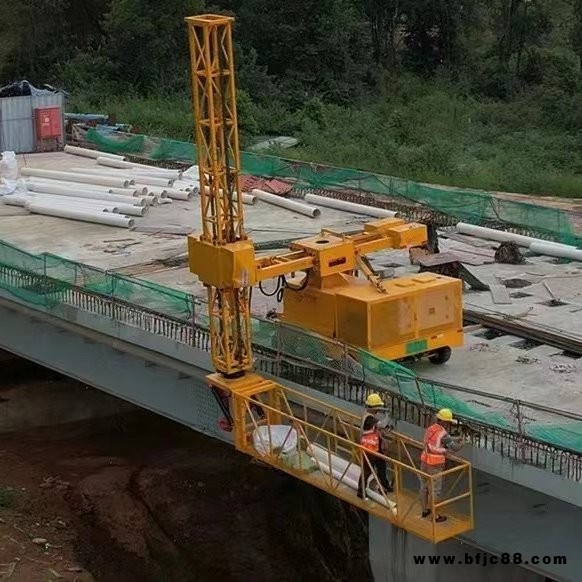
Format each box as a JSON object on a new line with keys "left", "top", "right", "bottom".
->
{"left": 369, "top": 516, "right": 546, "bottom": 582}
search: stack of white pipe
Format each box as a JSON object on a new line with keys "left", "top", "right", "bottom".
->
{"left": 6, "top": 192, "right": 146, "bottom": 217}
{"left": 252, "top": 188, "right": 321, "bottom": 217}
{"left": 63, "top": 149, "right": 198, "bottom": 201}
{"left": 26, "top": 181, "right": 146, "bottom": 206}
{"left": 64, "top": 145, "right": 126, "bottom": 161}
{"left": 21, "top": 168, "right": 134, "bottom": 189}
{"left": 26, "top": 202, "right": 134, "bottom": 229}
{"left": 96, "top": 157, "right": 182, "bottom": 180}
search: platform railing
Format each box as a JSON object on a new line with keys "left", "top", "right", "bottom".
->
{"left": 230, "top": 383, "right": 473, "bottom": 543}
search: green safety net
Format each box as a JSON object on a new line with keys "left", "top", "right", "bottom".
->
{"left": 2, "top": 236, "right": 582, "bottom": 453}
{"left": 245, "top": 319, "right": 582, "bottom": 453}
{"left": 0, "top": 241, "right": 194, "bottom": 319}
{"left": 84, "top": 128, "right": 581, "bottom": 246}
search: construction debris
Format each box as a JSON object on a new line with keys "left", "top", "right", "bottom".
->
{"left": 495, "top": 241, "right": 525, "bottom": 264}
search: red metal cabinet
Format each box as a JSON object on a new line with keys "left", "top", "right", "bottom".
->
{"left": 34, "top": 107, "right": 62, "bottom": 139}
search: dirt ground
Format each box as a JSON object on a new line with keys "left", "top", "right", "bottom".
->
{"left": 0, "top": 359, "right": 372, "bottom": 582}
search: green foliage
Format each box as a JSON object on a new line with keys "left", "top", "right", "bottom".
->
{"left": 2, "top": 0, "right": 582, "bottom": 198}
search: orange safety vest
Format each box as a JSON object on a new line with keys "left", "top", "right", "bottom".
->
{"left": 421, "top": 423, "right": 447, "bottom": 465}
{"left": 361, "top": 428, "right": 380, "bottom": 452}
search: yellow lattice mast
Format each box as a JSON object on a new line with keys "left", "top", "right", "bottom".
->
{"left": 186, "top": 14, "right": 253, "bottom": 376}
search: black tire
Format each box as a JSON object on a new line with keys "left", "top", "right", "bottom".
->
{"left": 429, "top": 346, "right": 451, "bottom": 365}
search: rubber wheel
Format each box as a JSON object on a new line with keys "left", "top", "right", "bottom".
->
{"left": 429, "top": 346, "right": 451, "bottom": 365}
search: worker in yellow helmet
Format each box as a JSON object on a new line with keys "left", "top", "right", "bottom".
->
{"left": 419, "top": 408, "right": 464, "bottom": 522}
{"left": 357, "top": 393, "right": 395, "bottom": 499}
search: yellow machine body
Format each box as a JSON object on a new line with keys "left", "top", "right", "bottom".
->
{"left": 282, "top": 272, "right": 463, "bottom": 360}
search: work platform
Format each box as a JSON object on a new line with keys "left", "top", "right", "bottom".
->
{"left": 210, "top": 373, "right": 473, "bottom": 543}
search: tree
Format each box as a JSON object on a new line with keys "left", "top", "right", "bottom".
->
{"left": 233, "top": 0, "right": 372, "bottom": 104}
{"left": 362, "top": 0, "right": 405, "bottom": 69}
{"left": 103, "top": 0, "right": 205, "bottom": 93}
{"left": 495, "top": 0, "right": 552, "bottom": 73}
{"left": 402, "top": 0, "right": 477, "bottom": 75}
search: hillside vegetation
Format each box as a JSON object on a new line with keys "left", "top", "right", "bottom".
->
{"left": 2, "top": 0, "right": 582, "bottom": 197}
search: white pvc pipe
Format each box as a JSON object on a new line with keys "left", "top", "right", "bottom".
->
{"left": 252, "top": 188, "right": 320, "bottom": 217}
{"left": 201, "top": 186, "right": 257, "bottom": 205}
{"left": 3, "top": 195, "right": 28, "bottom": 207}
{"left": 25, "top": 201, "right": 134, "bottom": 228}
{"left": 97, "top": 157, "right": 182, "bottom": 179}
{"left": 20, "top": 193, "right": 120, "bottom": 213}
{"left": 304, "top": 193, "right": 397, "bottom": 218}
{"left": 164, "top": 188, "right": 193, "bottom": 201}
{"left": 136, "top": 185, "right": 167, "bottom": 197}
{"left": 239, "top": 192, "right": 256, "bottom": 205}
{"left": 64, "top": 145, "right": 126, "bottom": 161}
{"left": 456, "top": 223, "right": 573, "bottom": 249}
{"left": 173, "top": 179, "right": 197, "bottom": 191}
{"left": 109, "top": 187, "right": 142, "bottom": 198}
{"left": 112, "top": 203, "right": 146, "bottom": 217}
{"left": 143, "top": 195, "right": 159, "bottom": 206}
{"left": 26, "top": 181, "right": 146, "bottom": 206}
{"left": 77, "top": 165, "right": 173, "bottom": 187}
{"left": 31, "top": 178, "right": 142, "bottom": 198}
{"left": 529, "top": 242, "right": 582, "bottom": 261}
{"left": 21, "top": 168, "right": 133, "bottom": 189}
{"left": 133, "top": 175, "right": 174, "bottom": 187}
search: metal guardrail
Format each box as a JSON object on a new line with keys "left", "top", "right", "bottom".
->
{"left": 1, "top": 263, "right": 581, "bottom": 482}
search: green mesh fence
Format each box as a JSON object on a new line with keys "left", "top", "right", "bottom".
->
{"left": 0, "top": 241, "right": 194, "bottom": 319}
{"left": 83, "top": 128, "right": 581, "bottom": 246}
{"left": 245, "top": 319, "right": 582, "bottom": 453}
{"left": 1, "top": 236, "right": 582, "bottom": 453}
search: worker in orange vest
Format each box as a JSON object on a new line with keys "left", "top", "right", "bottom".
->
{"left": 419, "top": 408, "right": 464, "bottom": 522}
{"left": 357, "top": 393, "right": 394, "bottom": 499}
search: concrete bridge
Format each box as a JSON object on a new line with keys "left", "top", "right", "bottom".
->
{"left": 0, "top": 282, "right": 580, "bottom": 582}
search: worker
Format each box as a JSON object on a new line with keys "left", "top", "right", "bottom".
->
{"left": 419, "top": 408, "right": 464, "bottom": 522}
{"left": 357, "top": 393, "right": 394, "bottom": 499}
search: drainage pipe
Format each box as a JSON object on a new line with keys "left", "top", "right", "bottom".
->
{"left": 26, "top": 182, "right": 146, "bottom": 206}
{"left": 20, "top": 194, "right": 120, "bottom": 213}
{"left": 529, "top": 242, "right": 582, "bottom": 261}
{"left": 64, "top": 145, "right": 126, "bottom": 161}
{"left": 24, "top": 177, "right": 140, "bottom": 197}
{"left": 201, "top": 186, "right": 257, "bottom": 206}
{"left": 173, "top": 179, "right": 198, "bottom": 191}
{"left": 135, "top": 185, "right": 167, "bottom": 197}
{"left": 70, "top": 166, "right": 173, "bottom": 188}
{"left": 142, "top": 195, "right": 159, "bottom": 206}
{"left": 25, "top": 202, "right": 134, "bottom": 228}
{"left": 456, "top": 223, "right": 573, "bottom": 249}
{"left": 251, "top": 189, "right": 320, "bottom": 217}
{"left": 164, "top": 188, "right": 193, "bottom": 201}
{"left": 96, "top": 157, "right": 182, "bottom": 180}
{"left": 21, "top": 168, "right": 133, "bottom": 189}
{"left": 304, "top": 193, "right": 398, "bottom": 218}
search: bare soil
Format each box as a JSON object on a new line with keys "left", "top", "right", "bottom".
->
{"left": 0, "top": 359, "right": 372, "bottom": 582}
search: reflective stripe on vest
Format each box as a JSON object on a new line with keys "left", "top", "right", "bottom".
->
{"left": 420, "top": 424, "right": 446, "bottom": 465}
{"left": 361, "top": 429, "right": 380, "bottom": 452}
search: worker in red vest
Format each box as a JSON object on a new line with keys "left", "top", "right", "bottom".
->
{"left": 419, "top": 408, "right": 464, "bottom": 522}
{"left": 357, "top": 393, "right": 394, "bottom": 499}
